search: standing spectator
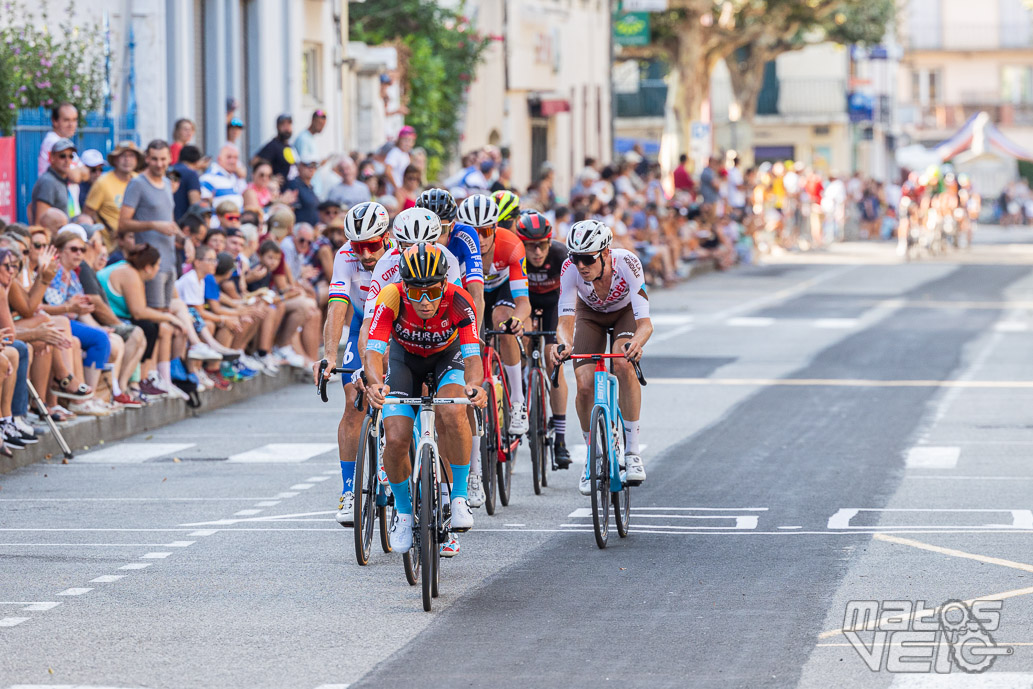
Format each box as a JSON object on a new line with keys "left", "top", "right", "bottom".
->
{"left": 85, "top": 142, "right": 143, "bottom": 239}
{"left": 700, "top": 156, "right": 722, "bottom": 206}
{"left": 169, "top": 118, "right": 195, "bottom": 164}
{"left": 226, "top": 118, "right": 245, "bottom": 149}
{"left": 31, "top": 138, "right": 81, "bottom": 222}
{"left": 292, "top": 110, "right": 326, "bottom": 165}
{"left": 200, "top": 144, "right": 247, "bottom": 211}
{"left": 78, "top": 149, "right": 106, "bottom": 210}
{"left": 254, "top": 114, "right": 295, "bottom": 181}
{"left": 316, "top": 201, "right": 342, "bottom": 230}
{"left": 37, "top": 103, "right": 87, "bottom": 185}
{"left": 327, "top": 156, "right": 371, "bottom": 208}
{"left": 672, "top": 154, "right": 695, "bottom": 195}
{"left": 384, "top": 125, "right": 416, "bottom": 193}
{"left": 490, "top": 160, "right": 514, "bottom": 193}
{"left": 395, "top": 165, "right": 422, "bottom": 210}
{"left": 243, "top": 159, "right": 296, "bottom": 211}
{"left": 119, "top": 140, "right": 180, "bottom": 311}
{"left": 285, "top": 158, "right": 320, "bottom": 225}
{"left": 171, "top": 145, "right": 204, "bottom": 221}
{"left": 726, "top": 155, "right": 746, "bottom": 217}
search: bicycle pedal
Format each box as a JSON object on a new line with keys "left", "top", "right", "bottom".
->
{"left": 626, "top": 479, "right": 643, "bottom": 487}
{"left": 450, "top": 525, "right": 472, "bottom": 533}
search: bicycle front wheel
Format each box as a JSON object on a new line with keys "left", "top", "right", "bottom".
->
{"left": 480, "top": 381, "right": 498, "bottom": 515}
{"left": 353, "top": 413, "right": 378, "bottom": 566}
{"left": 528, "top": 368, "right": 545, "bottom": 495}
{"left": 589, "top": 406, "right": 610, "bottom": 549}
{"left": 402, "top": 444, "right": 420, "bottom": 585}
{"left": 419, "top": 444, "right": 436, "bottom": 612}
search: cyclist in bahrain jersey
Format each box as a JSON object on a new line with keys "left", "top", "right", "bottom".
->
{"left": 549, "top": 219, "right": 653, "bottom": 495}
{"left": 516, "top": 210, "right": 571, "bottom": 468}
{"left": 364, "top": 245, "right": 487, "bottom": 556}
{"left": 315, "top": 201, "right": 391, "bottom": 525}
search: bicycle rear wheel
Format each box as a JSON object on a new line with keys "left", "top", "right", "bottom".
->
{"left": 589, "top": 406, "right": 610, "bottom": 549}
{"left": 613, "top": 476, "right": 631, "bottom": 539}
{"left": 480, "top": 381, "right": 498, "bottom": 515}
{"left": 528, "top": 368, "right": 545, "bottom": 495}
{"left": 496, "top": 390, "right": 515, "bottom": 506}
{"left": 352, "top": 413, "right": 378, "bottom": 565}
{"left": 379, "top": 504, "right": 392, "bottom": 554}
{"left": 419, "top": 444, "right": 436, "bottom": 612}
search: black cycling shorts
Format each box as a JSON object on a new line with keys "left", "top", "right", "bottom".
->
{"left": 383, "top": 340, "right": 466, "bottom": 420}
{"left": 483, "top": 281, "right": 516, "bottom": 319}
{"left": 529, "top": 291, "right": 559, "bottom": 345}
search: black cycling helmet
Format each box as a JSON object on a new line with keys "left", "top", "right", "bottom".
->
{"left": 415, "top": 188, "right": 458, "bottom": 222}
{"left": 399, "top": 243, "right": 449, "bottom": 287}
{"left": 515, "top": 210, "right": 553, "bottom": 241}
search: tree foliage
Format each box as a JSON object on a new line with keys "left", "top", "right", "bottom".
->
{"left": 350, "top": 0, "right": 495, "bottom": 179}
{"left": 0, "top": 0, "right": 106, "bottom": 134}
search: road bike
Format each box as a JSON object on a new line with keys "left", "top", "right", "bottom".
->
{"left": 522, "top": 323, "right": 557, "bottom": 495}
{"left": 383, "top": 383, "right": 481, "bottom": 612}
{"left": 480, "top": 329, "right": 522, "bottom": 513}
{"left": 552, "top": 350, "right": 647, "bottom": 549}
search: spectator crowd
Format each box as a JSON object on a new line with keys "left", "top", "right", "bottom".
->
{"left": 10, "top": 99, "right": 924, "bottom": 457}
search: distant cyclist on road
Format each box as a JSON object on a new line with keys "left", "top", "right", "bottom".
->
{"left": 549, "top": 220, "right": 653, "bottom": 494}
{"left": 493, "top": 189, "right": 521, "bottom": 232}
{"left": 364, "top": 244, "right": 487, "bottom": 557}
{"left": 316, "top": 201, "right": 391, "bottom": 524}
{"left": 515, "top": 210, "right": 571, "bottom": 468}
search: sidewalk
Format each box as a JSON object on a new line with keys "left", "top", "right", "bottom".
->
{"left": 0, "top": 369, "right": 308, "bottom": 474}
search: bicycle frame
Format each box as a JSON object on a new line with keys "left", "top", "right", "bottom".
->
{"left": 583, "top": 355, "right": 625, "bottom": 493}
{"left": 481, "top": 333, "right": 521, "bottom": 459}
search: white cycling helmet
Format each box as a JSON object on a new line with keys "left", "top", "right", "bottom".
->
{"left": 392, "top": 207, "right": 442, "bottom": 244}
{"left": 566, "top": 219, "right": 613, "bottom": 254}
{"left": 344, "top": 201, "right": 390, "bottom": 241}
{"left": 457, "top": 194, "right": 500, "bottom": 229}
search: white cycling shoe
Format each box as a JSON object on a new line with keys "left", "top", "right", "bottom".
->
{"left": 450, "top": 497, "right": 474, "bottom": 531}
{"left": 509, "top": 403, "right": 529, "bottom": 435}
{"left": 468, "top": 474, "right": 485, "bottom": 508}
{"left": 389, "top": 513, "right": 414, "bottom": 551}
{"left": 625, "top": 454, "right": 646, "bottom": 482}
{"left": 335, "top": 491, "right": 354, "bottom": 526}
{"left": 579, "top": 472, "right": 592, "bottom": 496}
{"left": 440, "top": 533, "right": 460, "bottom": 558}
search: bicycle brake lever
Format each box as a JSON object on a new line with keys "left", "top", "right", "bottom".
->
{"left": 317, "top": 359, "right": 329, "bottom": 403}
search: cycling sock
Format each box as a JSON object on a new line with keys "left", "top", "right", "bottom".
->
{"left": 505, "top": 364, "right": 524, "bottom": 405}
{"left": 469, "top": 442, "right": 481, "bottom": 474}
{"left": 340, "top": 460, "right": 355, "bottom": 493}
{"left": 552, "top": 414, "right": 566, "bottom": 442}
{"left": 389, "top": 480, "right": 412, "bottom": 514}
{"left": 449, "top": 463, "right": 470, "bottom": 500}
{"left": 625, "top": 420, "right": 641, "bottom": 454}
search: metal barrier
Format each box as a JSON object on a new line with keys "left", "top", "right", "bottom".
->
{"left": 13, "top": 108, "right": 137, "bottom": 223}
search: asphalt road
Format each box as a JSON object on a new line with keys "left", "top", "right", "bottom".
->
{"left": 6, "top": 229, "right": 1033, "bottom": 688}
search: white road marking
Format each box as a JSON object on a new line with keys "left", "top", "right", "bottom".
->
{"left": 994, "top": 321, "right": 1029, "bottom": 332}
{"left": 90, "top": 575, "right": 125, "bottom": 583}
{"left": 179, "top": 510, "right": 337, "bottom": 527}
{"left": 74, "top": 442, "right": 195, "bottom": 464}
{"left": 275, "top": 492, "right": 300, "bottom": 498}
{"left": 290, "top": 484, "right": 315, "bottom": 490}
{"left": 887, "top": 672, "right": 1033, "bottom": 687}
{"left": 567, "top": 506, "right": 767, "bottom": 517}
{"left": 165, "top": 541, "right": 195, "bottom": 548}
{"left": 119, "top": 563, "right": 151, "bottom": 570}
{"left": 708, "top": 264, "right": 858, "bottom": 322}
{"left": 10, "top": 685, "right": 152, "bottom": 689}
{"left": 227, "top": 443, "right": 336, "bottom": 463}
{"left": 21, "top": 603, "right": 60, "bottom": 611}
{"left": 140, "top": 552, "right": 172, "bottom": 559}
{"left": 0, "top": 497, "right": 277, "bottom": 502}
{"left": 304, "top": 476, "right": 332, "bottom": 482}
{"left": 254, "top": 501, "right": 281, "bottom": 507}
{"left": 650, "top": 314, "right": 694, "bottom": 325}
{"left": 56, "top": 588, "right": 92, "bottom": 596}
{"left": 312, "top": 685, "right": 351, "bottom": 689}
{"left": 727, "top": 316, "right": 775, "bottom": 327}
{"left": 503, "top": 523, "right": 526, "bottom": 527}
{"left": 321, "top": 469, "right": 339, "bottom": 476}
{"left": 778, "top": 526, "right": 803, "bottom": 530}
{"left": 652, "top": 324, "right": 694, "bottom": 343}
{"left": 828, "top": 508, "right": 1033, "bottom": 530}
{"left": 234, "top": 509, "right": 263, "bottom": 516}
{"left": 813, "top": 318, "right": 858, "bottom": 329}
{"left": 906, "top": 446, "right": 960, "bottom": 469}
{"left": 188, "top": 530, "right": 218, "bottom": 537}
{"left": 0, "top": 543, "right": 177, "bottom": 547}
{"left": 0, "top": 617, "right": 29, "bottom": 627}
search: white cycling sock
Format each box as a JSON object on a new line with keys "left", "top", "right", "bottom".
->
{"left": 505, "top": 364, "right": 524, "bottom": 405}
{"left": 624, "top": 420, "right": 641, "bottom": 455}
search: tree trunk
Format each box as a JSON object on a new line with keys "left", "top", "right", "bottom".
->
{"left": 672, "top": 17, "right": 708, "bottom": 159}
{"left": 725, "top": 50, "right": 769, "bottom": 166}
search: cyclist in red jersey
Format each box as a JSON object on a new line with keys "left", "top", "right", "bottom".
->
{"left": 364, "top": 245, "right": 487, "bottom": 555}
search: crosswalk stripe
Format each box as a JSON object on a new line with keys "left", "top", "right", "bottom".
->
{"left": 75, "top": 443, "right": 195, "bottom": 464}
{"left": 227, "top": 443, "right": 336, "bottom": 463}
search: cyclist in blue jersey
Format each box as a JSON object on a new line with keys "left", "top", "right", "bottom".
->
{"left": 416, "top": 188, "right": 485, "bottom": 330}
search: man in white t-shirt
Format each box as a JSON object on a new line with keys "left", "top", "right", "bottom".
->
{"left": 384, "top": 125, "right": 416, "bottom": 193}
{"left": 38, "top": 103, "right": 88, "bottom": 200}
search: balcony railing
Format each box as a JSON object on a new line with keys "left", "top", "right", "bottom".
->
{"left": 615, "top": 79, "right": 667, "bottom": 118}
{"left": 907, "top": 22, "right": 1033, "bottom": 51}
{"left": 912, "top": 102, "right": 1033, "bottom": 129}
{"left": 711, "top": 77, "right": 846, "bottom": 121}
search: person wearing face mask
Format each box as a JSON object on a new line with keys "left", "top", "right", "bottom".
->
{"left": 255, "top": 114, "right": 296, "bottom": 182}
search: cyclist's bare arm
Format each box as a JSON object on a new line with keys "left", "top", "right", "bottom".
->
{"left": 317, "top": 300, "right": 350, "bottom": 382}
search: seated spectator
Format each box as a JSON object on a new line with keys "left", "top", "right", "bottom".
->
{"left": 327, "top": 156, "right": 371, "bottom": 208}
{"left": 243, "top": 159, "right": 295, "bottom": 212}
{"left": 396, "top": 164, "right": 422, "bottom": 210}
{"left": 200, "top": 144, "right": 247, "bottom": 211}
{"left": 171, "top": 145, "right": 204, "bottom": 221}
{"left": 285, "top": 158, "right": 320, "bottom": 225}
{"left": 108, "top": 229, "right": 135, "bottom": 266}
{"left": 0, "top": 244, "right": 45, "bottom": 447}
{"left": 308, "top": 219, "right": 344, "bottom": 308}
{"left": 316, "top": 201, "right": 342, "bottom": 230}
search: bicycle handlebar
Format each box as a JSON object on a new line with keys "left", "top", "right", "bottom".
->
{"left": 549, "top": 346, "right": 647, "bottom": 387}
{"left": 483, "top": 329, "right": 526, "bottom": 358}
{"left": 316, "top": 360, "right": 365, "bottom": 408}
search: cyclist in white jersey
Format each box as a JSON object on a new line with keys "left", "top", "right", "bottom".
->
{"left": 316, "top": 201, "right": 391, "bottom": 524}
{"left": 550, "top": 220, "right": 653, "bottom": 494}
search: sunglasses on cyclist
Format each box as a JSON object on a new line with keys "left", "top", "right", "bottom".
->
{"left": 476, "top": 224, "right": 496, "bottom": 237}
{"left": 570, "top": 251, "right": 601, "bottom": 267}
{"left": 524, "top": 240, "right": 551, "bottom": 252}
{"left": 351, "top": 237, "right": 384, "bottom": 253}
{"left": 405, "top": 284, "right": 444, "bottom": 303}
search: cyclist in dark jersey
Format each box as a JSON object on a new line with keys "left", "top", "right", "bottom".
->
{"left": 515, "top": 210, "right": 571, "bottom": 467}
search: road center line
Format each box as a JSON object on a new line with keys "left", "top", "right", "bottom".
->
{"left": 650, "top": 377, "right": 1033, "bottom": 388}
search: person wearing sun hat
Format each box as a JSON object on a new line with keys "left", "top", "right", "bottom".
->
{"left": 84, "top": 141, "right": 143, "bottom": 240}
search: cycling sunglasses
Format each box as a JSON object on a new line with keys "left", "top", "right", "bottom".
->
{"left": 405, "top": 284, "right": 444, "bottom": 303}
{"left": 570, "top": 251, "right": 601, "bottom": 267}
{"left": 523, "top": 240, "right": 551, "bottom": 252}
{"left": 351, "top": 237, "right": 385, "bottom": 253}
{"left": 476, "top": 224, "right": 496, "bottom": 237}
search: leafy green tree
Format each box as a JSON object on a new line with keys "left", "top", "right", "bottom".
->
{"left": 350, "top": 0, "right": 495, "bottom": 179}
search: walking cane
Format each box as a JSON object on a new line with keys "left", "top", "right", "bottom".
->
{"left": 26, "top": 380, "right": 73, "bottom": 460}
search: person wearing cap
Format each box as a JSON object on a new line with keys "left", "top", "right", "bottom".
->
{"left": 292, "top": 110, "right": 326, "bottom": 167}
{"left": 200, "top": 144, "right": 246, "bottom": 212}
{"left": 255, "top": 114, "right": 295, "bottom": 180}
{"left": 171, "top": 145, "right": 204, "bottom": 221}
{"left": 78, "top": 149, "right": 106, "bottom": 210}
{"left": 31, "top": 137, "right": 81, "bottom": 223}
{"left": 384, "top": 125, "right": 416, "bottom": 194}
{"left": 226, "top": 117, "right": 244, "bottom": 148}
{"left": 285, "top": 155, "right": 320, "bottom": 226}
{"left": 84, "top": 141, "right": 144, "bottom": 241}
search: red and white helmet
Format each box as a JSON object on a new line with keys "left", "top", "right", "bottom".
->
{"left": 343, "top": 201, "right": 390, "bottom": 241}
